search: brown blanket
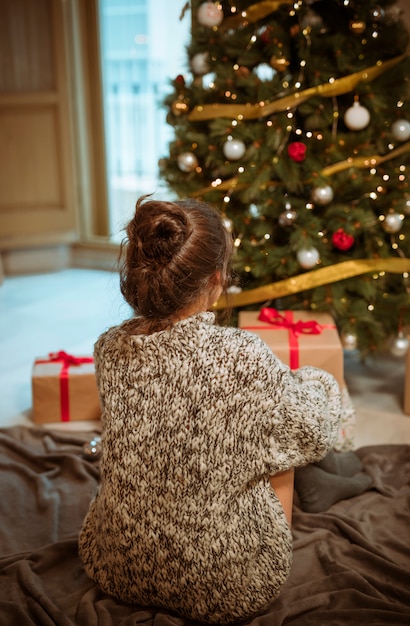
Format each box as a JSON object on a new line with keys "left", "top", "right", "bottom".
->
{"left": 0, "top": 426, "right": 409, "bottom": 625}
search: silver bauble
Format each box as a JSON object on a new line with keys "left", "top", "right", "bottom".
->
{"left": 391, "top": 119, "right": 410, "bottom": 142}
{"left": 401, "top": 195, "right": 410, "bottom": 216}
{"left": 296, "top": 247, "right": 320, "bottom": 269}
{"left": 382, "top": 212, "right": 404, "bottom": 234}
{"left": 390, "top": 333, "right": 409, "bottom": 357}
{"left": 197, "top": 2, "right": 224, "bottom": 28}
{"left": 177, "top": 152, "right": 198, "bottom": 172}
{"left": 344, "top": 101, "right": 371, "bottom": 130}
{"left": 311, "top": 184, "right": 334, "bottom": 206}
{"left": 191, "top": 52, "right": 210, "bottom": 75}
{"left": 223, "top": 138, "right": 246, "bottom": 160}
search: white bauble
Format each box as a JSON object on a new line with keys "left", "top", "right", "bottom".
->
{"left": 382, "top": 211, "right": 404, "bottom": 233}
{"left": 311, "top": 184, "right": 334, "bottom": 205}
{"left": 401, "top": 194, "right": 410, "bottom": 216}
{"left": 296, "top": 247, "right": 320, "bottom": 269}
{"left": 390, "top": 333, "right": 409, "bottom": 357}
{"left": 223, "top": 138, "right": 246, "bottom": 160}
{"left": 341, "top": 332, "right": 358, "bottom": 350}
{"left": 177, "top": 152, "right": 198, "bottom": 172}
{"left": 344, "top": 101, "right": 371, "bottom": 130}
{"left": 391, "top": 119, "right": 410, "bottom": 142}
{"left": 191, "top": 52, "right": 210, "bottom": 75}
{"left": 197, "top": 2, "right": 224, "bottom": 27}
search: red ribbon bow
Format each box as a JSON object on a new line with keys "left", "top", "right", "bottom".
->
{"left": 36, "top": 351, "right": 94, "bottom": 421}
{"left": 254, "top": 308, "right": 332, "bottom": 369}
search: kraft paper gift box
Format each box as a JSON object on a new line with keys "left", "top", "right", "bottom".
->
{"left": 238, "top": 309, "right": 356, "bottom": 450}
{"left": 32, "top": 351, "right": 101, "bottom": 423}
{"left": 238, "top": 308, "right": 344, "bottom": 388}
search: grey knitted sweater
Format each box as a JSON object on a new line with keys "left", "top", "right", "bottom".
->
{"left": 79, "top": 312, "right": 341, "bottom": 623}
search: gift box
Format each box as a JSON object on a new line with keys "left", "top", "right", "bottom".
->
{"left": 32, "top": 351, "right": 101, "bottom": 423}
{"left": 239, "top": 308, "right": 344, "bottom": 388}
{"left": 239, "top": 308, "right": 353, "bottom": 450}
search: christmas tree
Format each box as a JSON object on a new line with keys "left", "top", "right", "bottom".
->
{"left": 160, "top": 0, "right": 410, "bottom": 356}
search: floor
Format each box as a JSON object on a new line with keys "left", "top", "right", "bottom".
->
{"left": 0, "top": 268, "right": 408, "bottom": 448}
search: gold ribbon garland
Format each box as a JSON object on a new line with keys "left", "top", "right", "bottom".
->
{"left": 213, "top": 258, "right": 410, "bottom": 309}
{"left": 321, "top": 141, "right": 410, "bottom": 177}
{"left": 190, "top": 141, "right": 410, "bottom": 198}
{"left": 189, "top": 55, "right": 405, "bottom": 122}
{"left": 218, "top": 0, "right": 294, "bottom": 32}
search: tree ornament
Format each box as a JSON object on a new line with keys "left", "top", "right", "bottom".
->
{"left": 382, "top": 211, "right": 404, "bottom": 233}
{"left": 341, "top": 332, "right": 358, "bottom": 350}
{"left": 344, "top": 101, "right": 371, "bottom": 130}
{"left": 223, "top": 138, "right": 246, "bottom": 160}
{"left": 296, "top": 247, "right": 320, "bottom": 269}
{"left": 197, "top": 2, "right": 224, "bottom": 28}
{"left": 400, "top": 194, "right": 410, "bottom": 216}
{"left": 278, "top": 208, "right": 297, "bottom": 227}
{"left": 288, "top": 142, "right": 307, "bottom": 163}
{"left": 175, "top": 74, "right": 185, "bottom": 88}
{"left": 191, "top": 52, "right": 210, "bottom": 75}
{"left": 391, "top": 119, "right": 410, "bottom": 142}
{"left": 311, "top": 184, "right": 334, "bottom": 205}
{"left": 177, "top": 152, "right": 198, "bottom": 172}
{"left": 82, "top": 436, "right": 102, "bottom": 461}
{"left": 390, "top": 332, "right": 409, "bottom": 357}
{"left": 331, "top": 228, "right": 355, "bottom": 251}
{"left": 349, "top": 20, "right": 366, "bottom": 35}
{"left": 270, "top": 55, "right": 290, "bottom": 72}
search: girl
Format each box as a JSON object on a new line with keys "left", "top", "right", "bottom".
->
{"left": 79, "top": 196, "right": 343, "bottom": 623}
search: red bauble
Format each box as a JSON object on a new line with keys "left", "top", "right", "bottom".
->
{"left": 288, "top": 141, "right": 307, "bottom": 162}
{"left": 331, "top": 228, "right": 355, "bottom": 251}
{"left": 175, "top": 74, "right": 185, "bottom": 88}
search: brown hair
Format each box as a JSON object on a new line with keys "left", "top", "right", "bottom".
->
{"left": 119, "top": 196, "right": 233, "bottom": 334}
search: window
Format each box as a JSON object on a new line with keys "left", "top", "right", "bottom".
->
{"left": 98, "top": 0, "right": 190, "bottom": 239}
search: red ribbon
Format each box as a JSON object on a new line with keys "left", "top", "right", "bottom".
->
{"left": 244, "top": 308, "right": 334, "bottom": 369}
{"left": 35, "top": 351, "right": 94, "bottom": 422}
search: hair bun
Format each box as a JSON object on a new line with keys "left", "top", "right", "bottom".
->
{"left": 134, "top": 202, "right": 191, "bottom": 270}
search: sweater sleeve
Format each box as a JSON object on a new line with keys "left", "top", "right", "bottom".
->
{"left": 240, "top": 336, "right": 342, "bottom": 475}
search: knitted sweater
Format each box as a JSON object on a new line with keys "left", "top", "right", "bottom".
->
{"left": 79, "top": 312, "right": 341, "bottom": 623}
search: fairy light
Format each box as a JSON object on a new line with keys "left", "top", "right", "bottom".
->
{"left": 397, "top": 100, "right": 404, "bottom": 108}
{"left": 370, "top": 192, "right": 377, "bottom": 199}
{"left": 211, "top": 178, "right": 222, "bottom": 187}
{"left": 296, "top": 128, "right": 302, "bottom": 135}
{"left": 383, "top": 174, "right": 390, "bottom": 181}
{"left": 392, "top": 242, "right": 399, "bottom": 249}
{"left": 306, "top": 131, "right": 313, "bottom": 138}
{"left": 368, "top": 304, "right": 375, "bottom": 311}
{"left": 234, "top": 237, "right": 242, "bottom": 247}
{"left": 372, "top": 31, "right": 379, "bottom": 38}
{"left": 238, "top": 166, "right": 244, "bottom": 173}
{"left": 223, "top": 196, "right": 230, "bottom": 204}
{"left": 232, "top": 120, "right": 238, "bottom": 127}
{"left": 264, "top": 233, "right": 271, "bottom": 240}
{"left": 370, "top": 168, "right": 377, "bottom": 175}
